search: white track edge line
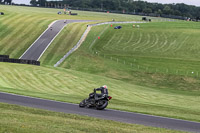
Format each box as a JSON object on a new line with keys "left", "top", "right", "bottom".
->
{"left": 37, "top": 22, "right": 68, "bottom": 61}
{"left": 19, "top": 20, "right": 58, "bottom": 59}
{"left": 1, "top": 91, "right": 200, "bottom": 124}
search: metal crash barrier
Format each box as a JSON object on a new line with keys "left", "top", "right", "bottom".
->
{"left": 0, "top": 55, "right": 40, "bottom": 66}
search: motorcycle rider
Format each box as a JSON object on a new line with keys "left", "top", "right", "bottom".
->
{"left": 79, "top": 85, "right": 110, "bottom": 109}
{"left": 88, "top": 85, "right": 109, "bottom": 102}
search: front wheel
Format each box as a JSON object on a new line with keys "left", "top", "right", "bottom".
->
{"left": 96, "top": 100, "right": 108, "bottom": 110}
{"left": 79, "top": 99, "right": 86, "bottom": 107}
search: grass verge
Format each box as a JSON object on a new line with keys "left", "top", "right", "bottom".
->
{"left": 0, "top": 63, "right": 200, "bottom": 122}
{"left": 0, "top": 102, "right": 185, "bottom": 133}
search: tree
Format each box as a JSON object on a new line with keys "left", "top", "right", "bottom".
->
{"left": 30, "top": 0, "right": 37, "bottom": 6}
{"left": 154, "top": 9, "right": 162, "bottom": 16}
{"left": 143, "top": 8, "right": 152, "bottom": 14}
{"left": 174, "top": 10, "right": 181, "bottom": 16}
{"left": 37, "top": 0, "right": 46, "bottom": 7}
{"left": 163, "top": 5, "right": 172, "bottom": 15}
{"left": 4, "top": 0, "right": 12, "bottom": 4}
{"left": 44, "top": 0, "right": 200, "bottom": 19}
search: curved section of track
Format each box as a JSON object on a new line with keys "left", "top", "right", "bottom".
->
{"left": 20, "top": 20, "right": 92, "bottom": 61}
{"left": 0, "top": 92, "right": 200, "bottom": 133}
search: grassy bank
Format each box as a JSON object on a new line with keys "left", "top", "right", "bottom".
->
{"left": 59, "top": 22, "right": 200, "bottom": 91}
{"left": 61, "top": 22, "right": 200, "bottom": 75}
{"left": 0, "top": 5, "right": 200, "bottom": 129}
{"left": 0, "top": 102, "right": 185, "bottom": 133}
{"left": 0, "top": 5, "right": 145, "bottom": 59}
{"left": 0, "top": 63, "right": 200, "bottom": 122}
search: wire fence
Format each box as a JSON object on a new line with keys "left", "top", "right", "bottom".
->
{"left": 92, "top": 52, "right": 199, "bottom": 78}
{"left": 54, "top": 21, "right": 146, "bottom": 67}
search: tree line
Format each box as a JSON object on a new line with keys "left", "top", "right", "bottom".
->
{"left": 40, "top": 0, "right": 200, "bottom": 19}
{"left": 0, "top": 0, "right": 12, "bottom": 5}
{"left": 1, "top": 0, "right": 199, "bottom": 19}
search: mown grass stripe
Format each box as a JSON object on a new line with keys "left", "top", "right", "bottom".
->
{"left": 31, "top": 70, "right": 56, "bottom": 93}
{"left": 10, "top": 18, "right": 50, "bottom": 58}
{"left": 142, "top": 32, "right": 158, "bottom": 52}
{"left": 0, "top": 15, "right": 33, "bottom": 51}
{"left": 0, "top": 72, "right": 18, "bottom": 89}
{"left": 122, "top": 30, "right": 135, "bottom": 50}
{"left": 3, "top": 16, "right": 38, "bottom": 55}
{"left": 150, "top": 32, "right": 167, "bottom": 52}
{"left": 134, "top": 33, "right": 150, "bottom": 51}
{"left": 0, "top": 67, "right": 25, "bottom": 90}
{"left": 123, "top": 30, "right": 140, "bottom": 50}
{"left": 12, "top": 68, "right": 41, "bottom": 91}
{"left": 117, "top": 29, "right": 133, "bottom": 49}
{"left": 24, "top": 71, "right": 47, "bottom": 93}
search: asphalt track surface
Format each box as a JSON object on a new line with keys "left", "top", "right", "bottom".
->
{"left": 0, "top": 92, "right": 200, "bottom": 133}
{"left": 20, "top": 20, "right": 92, "bottom": 61}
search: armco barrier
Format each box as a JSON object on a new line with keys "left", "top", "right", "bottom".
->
{"left": 0, "top": 55, "right": 9, "bottom": 59}
{"left": 0, "top": 55, "right": 40, "bottom": 66}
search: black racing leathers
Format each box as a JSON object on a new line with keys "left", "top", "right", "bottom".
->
{"left": 95, "top": 87, "right": 108, "bottom": 95}
{"left": 89, "top": 87, "right": 108, "bottom": 100}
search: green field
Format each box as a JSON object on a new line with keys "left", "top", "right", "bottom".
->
{"left": 55, "top": 22, "right": 200, "bottom": 91}
{"left": 0, "top": 103, "right": 184, "bottom": 133}
{"left": 0, "top": 4, "right": 200, "bottom": 132}
{"left": 1, "top": 63, "right": 200, "bottom": 122}
{"left": 0, "top": 5, "right": 144, "bottom": 58}
{"left": 60, "top": 22, "right": 200, "bottom": 77}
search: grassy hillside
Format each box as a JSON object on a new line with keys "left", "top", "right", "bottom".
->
{"left": 59, "top": 22, "right": 200, "bottom": 91}
{"left": 39, "top": 22, "right": 88, "bottom": 65}
{"left": 0, "top": 103, "right": 184, "bottom": 133}
{"left": 0, "top": 4, "right": 200, "bottom": 129}
{"left": 0, "top": 5, "right": 146, "bottom": 59}
{"left": 0, "top": 62, "right": 200, "bottom": 122}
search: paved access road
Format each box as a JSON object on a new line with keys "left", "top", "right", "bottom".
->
{"left": 0, "top": 92, "right": 200, "bottom": 133}
{"left": 20, "top": 20, "right": 91, "bottom": 61}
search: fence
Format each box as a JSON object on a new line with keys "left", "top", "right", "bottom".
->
{"left": 0, "top": 55, "right": 40, "bottom": 66}
{"left": 54, "top": 21, "right": 145, "bottom": 67}
{"left": 0, "top": 55, "right": 9, "bottom": 59}
{"left": 92, "top": 52, "right": 199, "bottom": 78}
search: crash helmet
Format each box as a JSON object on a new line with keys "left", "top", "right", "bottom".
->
{"left": 102, "top": 85, "right": 107, "bottom": 89}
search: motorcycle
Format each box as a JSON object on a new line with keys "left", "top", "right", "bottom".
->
{"left": 79, "top": 92, "right": 112, "bottom": 110}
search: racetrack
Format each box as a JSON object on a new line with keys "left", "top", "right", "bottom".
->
{"left": 19, "top": 20, "right": 92, "bottom": 61}
{"left": 0, "top": 92, "right": 200, "bottom": 133}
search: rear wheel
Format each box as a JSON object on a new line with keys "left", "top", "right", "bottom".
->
{"left": 96, "top": 100, "right": 108, "bottom": 110}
